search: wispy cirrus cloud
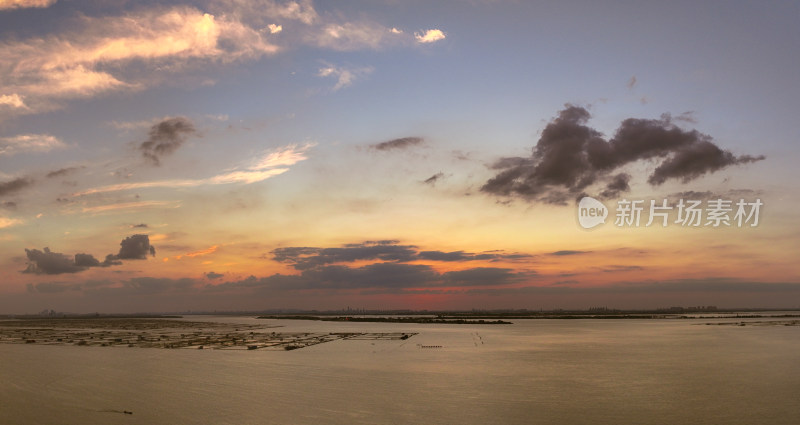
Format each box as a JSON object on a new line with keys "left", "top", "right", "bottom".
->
{"left": 185, "top": 245, "right": 218, "bottom": 258}
{"left": 312, "top": 22, "right": 399, "bottom": 51}
{"left": 0, "top": 0, "right": 56, "bottom": 11}
{"left": 317, "top": 63, "right": 373, "bottom": 91}
{"left": 80, "top": 200, "right": 180, "bottom": 214}
{"left": 73, "top": 142, "right": 314, "bottom": 196}
{"left": 0, "top": 216, "right": 23, "bottom": 229}
{"left": 311, "top": 24, "right": 444, "bottom": 51}
{"left": 0, "top": 1, "right": 447, "bottom": 115}
{"left": 0, "top": 177, "right": 34, "bottom": 196}
{"left": 0, "top": 134, "right": 66, "bottom": 157}
{"left": 46, "top": 166, "right": 83, "bottom": 179}
{"left": 0, "top": 5, "right": 279, "bottom": 113}
{"left": 212, "top": 0, "right": 318, "bottom": 26}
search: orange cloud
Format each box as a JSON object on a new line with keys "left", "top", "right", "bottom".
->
{"left": 185, "top": 245, "right": 218, "bottom": 258}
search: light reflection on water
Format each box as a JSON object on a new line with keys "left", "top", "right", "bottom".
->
{"left": 1, "top": 317, "right": 798, "bottom": 425}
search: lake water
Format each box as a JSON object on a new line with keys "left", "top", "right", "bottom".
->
{"left": 1, "top": 316, "right": 799, "bottom": 424}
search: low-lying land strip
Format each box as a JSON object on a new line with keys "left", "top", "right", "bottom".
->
{"left": 0, "top": 317, "right": 415, "bottom": 350}
{"left": 257, "top": 315, "right": 512, "bottom": 324}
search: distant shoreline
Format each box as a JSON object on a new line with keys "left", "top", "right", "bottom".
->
{"left": 3, "top": 309, "right": 800, "bottom": 321}
{"left": 256, "top": 312, "right": 800, "bottom": 323}
{"left": 256, "top": 315, "right": 512, "bottom": 324}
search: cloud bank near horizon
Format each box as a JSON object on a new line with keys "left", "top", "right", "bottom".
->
{"left": 22, "top": 234, "right": 156, "bottom": 275}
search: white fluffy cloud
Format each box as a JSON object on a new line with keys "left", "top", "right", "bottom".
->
{"left": 415, "top": 29, "right": 446, "bottom": 43}
{"left": 0, "top": 94, "right": 26, "bottom": 109}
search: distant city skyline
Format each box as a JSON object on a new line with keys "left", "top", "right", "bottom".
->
{"left": 1, "top": 0, "right": 798, "bottom": 313}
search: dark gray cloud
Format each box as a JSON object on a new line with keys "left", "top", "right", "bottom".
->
{"left": 1, "top": 201, "right": 16, "bottom": 209}
{"left": 23, "top": 248, "right": 86, "bottom": 275}
{"left": 666, "top": 189, "right": 764, "bottom": 202}
{"left": 424, "top": 172, "right": 444, "bottom": 185}
{"left": 73, "top": 253, "right": 102, "bottom": 267}
{"left": 466, "top": 278, "right": 800, "bottom": 297}
{"left": 45, "top": 166, "right": 82, "bottom": 179}
{"left": 301, "top": 263, "right": 440, "bottom": 289}
{"left": 224, "top": 241, "right": 537, "bottom": 291}
{"left": 139, "top": 117, "right": 197, "bottom": 165}
{"left": 443, "top": 267, "right": 519, "bottom": 286}
{"left": 371, "top": 136, "right": 424, "bottom": 151}
{"left": 0, "top": 177, "right": 33, "bottom": 197}
{"left": 419, "top": 250, "right": 491, "bottom": 262}
{"left": 667, "top": 190, "right": 719, "bottom": 201}
{"left": 599, "top": 265, "right": 644, "bottom": 273}
{"left": 599, "top": 173, "right": 630, "bottom": 199}
{"left": 647, "top": 141, "right": 763, "bottom": 185}
{"left": 674, "top": 111, "right": 697, "bottom": 124}
{"left": 481, "top": 105, "right": 765, "bottom": 204}
{"left": 23, "top": 234, "right": 152, "bottom": 275}
{"left": 417, "top": 250, "right": 527, "bottom": 262}
{"left": 22, "top": 241, "right": 534, "bottom": 296}
{"left": 117, "top": 277, "right": 196, "bottom": 295}
{"left": 273, "top": 242, "right": 532, "bottom": 270}
{"left": 214, "top": 264, "right": 520, "bottom": 292}
{"left": 31, "top": 264, "right": 510, "bottom": 296}
{"left": 26, "top": 278, "right": 192, "bottom": 296}
{"left": 549, "top": 250, "right": 590, "bottom": 256}
{"left": 110, "top": 234, "right": 156, "bottom": 260}
{"left": 22, "top": 249, "right": 119, "bottom": 275}
{"left": 26, "top": 282, "right": 83, "bottom": 293}
{"left": 131, "top": 223, "right": 148, "bottom": 228}
{"left": 272, "top": 241, "right": 417, "bottom": 270}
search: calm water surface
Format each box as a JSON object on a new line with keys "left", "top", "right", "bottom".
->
{"left": 1, "top": 316, "right": 798, "bottom": 424}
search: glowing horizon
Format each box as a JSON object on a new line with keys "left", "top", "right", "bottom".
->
{"left": 1, "top": 0, "right": 798, "bottom": 314}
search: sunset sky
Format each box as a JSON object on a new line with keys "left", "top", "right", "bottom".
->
{"left": 1, "top": 0, "right": 798, "bottom": 314}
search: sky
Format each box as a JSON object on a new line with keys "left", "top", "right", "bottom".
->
{"left": 0, "top": 0, "right": 798, "bottom": 314}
